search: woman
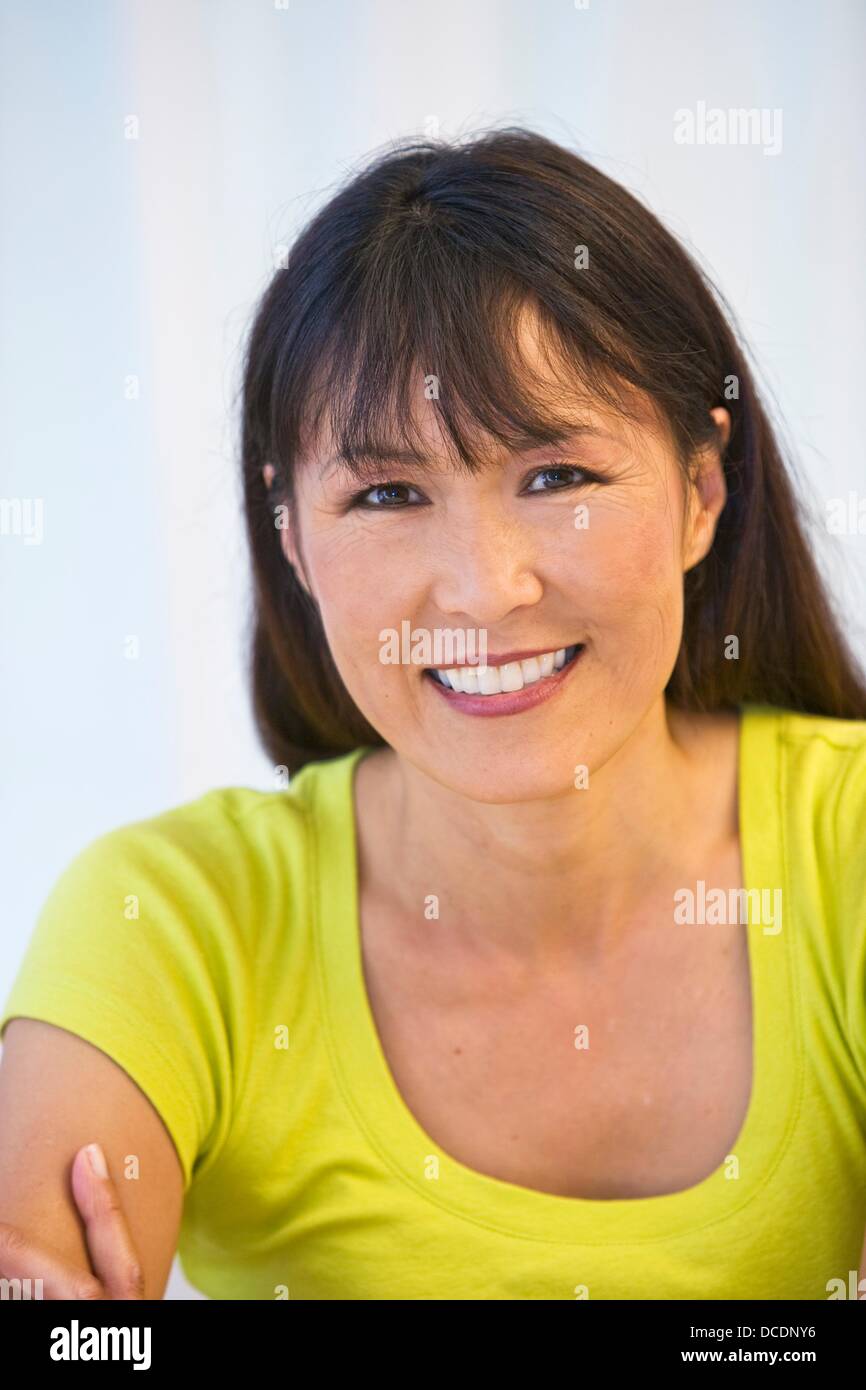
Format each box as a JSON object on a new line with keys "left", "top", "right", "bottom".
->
{"left": 1, "top": 127, "right": 866, "bottom": 1301}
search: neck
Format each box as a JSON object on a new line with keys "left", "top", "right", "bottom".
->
{"left": 354, "top": 698, "right": 740, "bottom": 965}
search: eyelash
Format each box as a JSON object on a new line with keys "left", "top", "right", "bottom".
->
{"left": 346, "top": 462, "right": 602, "bottom": 511}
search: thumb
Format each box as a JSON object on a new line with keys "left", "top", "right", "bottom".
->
{"left": 70, "top": 1143, "right": 146, "bottom": 1300}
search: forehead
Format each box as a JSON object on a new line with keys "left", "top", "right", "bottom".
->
{"left": 312, "top": 409, "right": 669, "bottom": 492}
{"left": 305, "top": 299, "right": 671, "bottom": 481}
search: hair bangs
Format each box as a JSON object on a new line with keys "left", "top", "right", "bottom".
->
{"left": 273, "top": 226, "right": 650, "bottom": 493}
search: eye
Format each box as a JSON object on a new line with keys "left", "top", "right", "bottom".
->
{"left": 347, "top": 462, "right": 601, "bottom": 510}
{"left": 348, "top": 481, "right": 427, "bottom": 509}
{"left": 522, "top": 462, "right": 596, "bottom": 494}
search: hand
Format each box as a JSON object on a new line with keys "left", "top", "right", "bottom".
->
{"left": 0, "top": 1142, "right": 146, "bottom": 1300}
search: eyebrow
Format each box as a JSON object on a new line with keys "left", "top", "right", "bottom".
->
{"left": 317, "top": 425, "right": 617, "bottom": 480}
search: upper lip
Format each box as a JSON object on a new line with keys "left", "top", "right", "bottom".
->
{"left": 426, "top": 643, "right": 583, "bottom": 669}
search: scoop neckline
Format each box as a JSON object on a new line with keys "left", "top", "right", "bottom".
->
{"left": 311, "top": 702, "right": 801, "bottom": 1243}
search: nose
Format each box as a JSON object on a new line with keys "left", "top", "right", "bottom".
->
{"left": 430, "top": 510, "right": 543, "bottom": 624}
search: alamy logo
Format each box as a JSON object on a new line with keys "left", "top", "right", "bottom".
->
{"left": 673, "top": 101, "right": 783, "bottom": 156}
{"left": 379, "top": 621, "right": 488, "bottom": 667}
{"left": 1, "top": 1276, "right": 43, "bottom": 1299}
{"left": 49, "top": 1320, "right": 151, "bottom": 1370}
{"left": 0, "top": 496, "right": 43, "bottom": 544}
{"left": 673, "top": 880, "right": 782, "bottom": 934}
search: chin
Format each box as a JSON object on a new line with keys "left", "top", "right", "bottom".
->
{"left": 411, "top": 746, "right": 587, "bottom": 805}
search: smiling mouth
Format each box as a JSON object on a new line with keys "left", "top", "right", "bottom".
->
{"left": 424, "top": 643, "right": 584, "bottom": 696}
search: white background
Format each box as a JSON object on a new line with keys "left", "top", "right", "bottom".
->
{"left": 1, "top": 0, "right": 864, "bottom": 1299}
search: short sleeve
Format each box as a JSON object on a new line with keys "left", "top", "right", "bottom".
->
{"left": 0, "top": 799, "right": 249, "bottom": 1192}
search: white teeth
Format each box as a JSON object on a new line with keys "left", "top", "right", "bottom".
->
{"left": 499, "top": 662, "right": 525, "bottom": 693}
{"left": 478, "top": 664, "right": 501, "bottom": 695}
{"left": 431, "top": 644, "right": 581, "bottom": 695}
{"left": 520, "top": 656, "right": 541, "bottom": 685}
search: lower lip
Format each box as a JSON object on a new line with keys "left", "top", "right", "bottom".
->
{"left": 422, "top": 645, "right": 586, "bottom": 717}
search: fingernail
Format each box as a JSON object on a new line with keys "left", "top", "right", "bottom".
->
{"left": 85, "top": 1142, "right": 108, "bottom": 1178}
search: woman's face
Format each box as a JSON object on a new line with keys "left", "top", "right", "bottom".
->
{"left": 281, "top": 321, "right": 729, "bottom": 803}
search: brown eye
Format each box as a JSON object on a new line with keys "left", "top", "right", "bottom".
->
{"left": 523, "top": 464, "right": 591, "bottom": 493}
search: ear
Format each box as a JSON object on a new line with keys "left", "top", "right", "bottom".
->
{"left": 271, "top": 495, "right": 315, "bottom": 603}
{"left": 262, "top": 462, "right": 318, "bottom": 602}
{"left": 682, "top": 407, "right": 731, "bottom": 573}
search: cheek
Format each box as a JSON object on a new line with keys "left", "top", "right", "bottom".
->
{"left": 568, "top": 502, "right": 685, "bottom": 649}
{"left": 307, "top": 529, "right": 417, "bottom": 673}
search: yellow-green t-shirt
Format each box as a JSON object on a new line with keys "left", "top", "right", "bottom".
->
{"left": 2, "top": 702, "right": 866, "bottom": 1300}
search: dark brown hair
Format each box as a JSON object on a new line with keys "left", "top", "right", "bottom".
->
{"left": 239, "top": 125, "right": 866, "bottom": 773}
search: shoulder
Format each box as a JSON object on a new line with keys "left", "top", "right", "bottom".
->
{"left": 744, "top": 701, "right": 866, "bottom": 801}
{"left": 95, "top": 781, "right": 310, "bottom": 856}
{"left": 758, "top": 705, "right": 866, "bottom": 1090}
{"left": 741, "top": 702, "right": 866, "bottom": 915}
{"left": 0, "top": 780, "right": 320, "bottom": 1189}
{"left": 3, "top": 781, "right": 320, "bottom": 1029}
{"left": 749, "top": 701, "right": 866, "bottom": 937}
{"left": 777, "top": 706, "right": 866, "bottom": 840}
{"left": 26, "top": 753, "right": 367, "bottom": 971}
{"left": 60, "top": 782, "right": 313, "bottom": 905}
{"left": 745, "top": 705, "right": 866, "bottom": 1073}
{"left": 772, "top": 704, "right": 866, "bottom": 757}
{"left": 4, "top": 753, "right": 364, "bottom": 1025}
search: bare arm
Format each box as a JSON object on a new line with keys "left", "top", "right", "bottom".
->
{"left": 0, "top": 1017, "right": 185, "bottom": 1299}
